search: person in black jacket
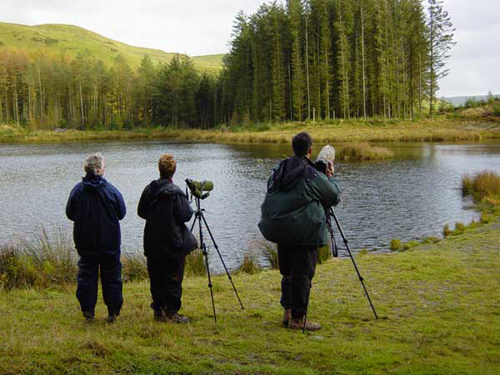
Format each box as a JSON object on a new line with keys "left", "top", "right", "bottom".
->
{"left": 66, "top": 153, "right": 126, "bottom": 323}
{"left": 259, "top": 133, "right": 340, "bottom": 331}
{"left": 138, "top": 154, "right": 197, "bottom": 323}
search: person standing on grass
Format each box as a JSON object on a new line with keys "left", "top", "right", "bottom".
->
{"left": 138, "top": 154, "right": 197, "bottom": 323}
{"left": 66, "top": 153, "right": 126, "bottom": 323}
{"left": 258, "top": 132, "right": 341, "bottom": 331}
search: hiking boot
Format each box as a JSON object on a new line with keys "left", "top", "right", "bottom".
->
{"left": 106, "top": 314, "right": 118, "bottom": 324}
{"left": 288, "top": 317, "right": 321, "bottom": 331}
{"left": 82, "top": 311, "right": 94, "bottom": 323}
{"left": 165, "top": 312, "right": 190, "bottom": 324}
{"left": 282, "top": 309, "right": 291, "bottom": 327}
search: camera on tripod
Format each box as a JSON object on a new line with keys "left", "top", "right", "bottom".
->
{"left": 185, "top": 179, "right": 214, "bottom": 199}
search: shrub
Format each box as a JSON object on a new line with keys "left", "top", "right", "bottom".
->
{"left": 422, "top": 236, "right": 440, "bottom": 244}
{"left": 461, "top": 171, "right": 500, "bottom": 206}
{"left": 337, "top": 143, "right": 394, "bottom": 161}
{"left": 236, "top": 251, "right": 261, "bottom": 274}
{"left": 443, "top": 225, "right": 451, "bottom": 238}
{"left": 480, "top": 211, "right": 493, "bottom": 224}
{"left": 122, "top": 255, "right": 148, "bottom": 282}
{"left": 493, "top": 103, "right": 500, "bottom": 117}
{"left": 185, "top": 249, "right": 206, "bottom": 277}
{"left": 454, "top": 222, "right": 466, "bottom": 234}
{"left": 261, "top": 243, "right": 279, "bottom": 269}
{"left": 318, "top": 246, "right": 332, "bottom": 264}
{"left": 390, "top": 238, "right": 402, "bottom": 251}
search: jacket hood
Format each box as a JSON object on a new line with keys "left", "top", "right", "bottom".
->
{"left": 271, "top": 155, "right": 312, "bottom": 192}
{"left": 150, "top": 178, "right": 184, "bottom": 198}
{"left": 82, "top": 174, "right": 107, "bottom": 189}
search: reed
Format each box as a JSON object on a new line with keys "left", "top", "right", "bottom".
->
{"left": 462, "top": 171, "right": 500, "bottom": 206}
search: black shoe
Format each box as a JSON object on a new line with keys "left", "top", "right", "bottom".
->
{"left": 106, "top": 315, "right": 118, "bottom": 324}
{"left": 82, "top": 311, "right": 94, "bottom": 323}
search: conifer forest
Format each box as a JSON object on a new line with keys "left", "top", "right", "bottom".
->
{"left": 0, "top": 0, "right": 454, "bottom": 130}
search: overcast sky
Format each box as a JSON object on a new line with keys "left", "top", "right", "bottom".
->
{"left": 0, "top": 0, "right": 498, "bottom": 97}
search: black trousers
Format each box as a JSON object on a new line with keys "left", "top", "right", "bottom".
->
{"left": 76, "top": 252, "right": 123, "bottom": 316}
{"left": 147, "top": 253, "right": 186, "bottom": 314}
{"left": 278, "top": 245, "right": 319, "bottom": 320}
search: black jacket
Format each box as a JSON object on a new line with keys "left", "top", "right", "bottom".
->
{"left": 138, "top": 179, "right": 197, "bottom": 257}
{"left": 66, "top": 174, "right": 126, "bottom": 255}
{"left": 259, "top": 156, "right": 340, "bottom": 246}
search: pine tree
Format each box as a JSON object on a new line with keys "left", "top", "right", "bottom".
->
{"left": 427, "top": 0, "right": 455, "bottom": 117}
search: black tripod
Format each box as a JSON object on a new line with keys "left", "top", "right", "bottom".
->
{"left": 303, "top": 207, "right": 378, "bottom": 333}
{"left": 328, "top": 207, "right": 378, "bottom": 319}
{"left": 190, "top": 196, "right": 244, "bottom": 324}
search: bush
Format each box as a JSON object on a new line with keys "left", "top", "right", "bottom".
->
{"left": 337, "top": 143, "right": 394, "bottom": 161}
{"left": 454, "top": 222, "right": 466, "bottom": 235}
{"left": 443, "top": 225, "right": 451, "bottom": 238}
{"left": 261, "top": 243, "right": 279, "bottom": 269}
{"left": 390, "top": 238, "right": 402, "bottom": 251}
{"left": 122, "top": 255, "right": 148, "bottom": 282}
{"left": 318, "top": 246, "right": 332, "bottom": 264}
{"left": 462, "top": 171, "right": 500, "bottom": 206}
{"left": 493, "top": 104, "right": 500, "bottom": 117}
{"left": 0, "top": 227, "right": 77, "bottom": 289}
{"left": 236, "top": 251, "right": 261, "bottom": 274}
{"left": 185, "top": 249, "right": 206, "bottom": 277}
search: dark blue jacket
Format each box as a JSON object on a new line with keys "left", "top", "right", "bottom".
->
{"left": 138, "top": 178, "right": 197, "bottom": 257}
{"left": 66, "top": 174, "right": 126, "bottom": 255}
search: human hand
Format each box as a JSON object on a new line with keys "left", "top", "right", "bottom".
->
{"left": 326, "top": 161, "right": 334, "bottom": 177}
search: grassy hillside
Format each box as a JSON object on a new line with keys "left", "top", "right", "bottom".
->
{"left": 0, "top": 22, "right": 224, "bottom": 72}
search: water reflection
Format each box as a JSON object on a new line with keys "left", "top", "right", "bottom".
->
{"left": 1, "top": 140, "right": 499, "bottom": 271}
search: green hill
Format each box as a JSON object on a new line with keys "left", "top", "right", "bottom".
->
{"left": 0, "top": 22, "right": 224, "bottom": 72}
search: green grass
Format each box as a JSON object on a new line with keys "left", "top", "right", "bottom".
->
{"left": 1, "top": 218, "right": 500, "bottom": 374}
{"left": 462, "top": 171, "right": 500, "bottom": 207}
{"left": 2, "top": 115, "right": 499, "bottom": 150}
{"left": 0, "top": 22, "right": 223, "bottom": 72}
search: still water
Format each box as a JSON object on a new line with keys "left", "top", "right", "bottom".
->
{"left": 1, "top": 140, "right": 499, "bottom": 270}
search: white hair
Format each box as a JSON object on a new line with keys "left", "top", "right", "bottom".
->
{"left": 84, "top": 153, "right": 105, "bottom": 175}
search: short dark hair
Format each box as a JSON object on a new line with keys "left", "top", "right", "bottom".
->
{"left": 292, "top": 132, "right": 313, "bottom": 156}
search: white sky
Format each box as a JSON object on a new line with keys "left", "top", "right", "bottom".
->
{"left": 0, "top": 0, "right": 498, "bottom": 97}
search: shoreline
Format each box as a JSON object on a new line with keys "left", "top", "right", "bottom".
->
{"left": 1, "top": 117, "right": 500, "bottom": 146}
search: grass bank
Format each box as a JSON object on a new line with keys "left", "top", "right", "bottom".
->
{"left": 1, "top": 218, "right": 500, "bottom": 374}
{"left": 2, "top": 116, "right": 500, "bottom": 146}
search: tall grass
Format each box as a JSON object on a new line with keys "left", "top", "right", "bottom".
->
{"left": 236, "top": 251, "right": 261, "bottom": 274}
{"left": 336, "top": 143, "right": 394, "bottom": 161}
{"left": 185, "top": 249, "right": 205, "bottom": 277}
{"left": 0, "top": 228, "right": 77, "bottom": 289}
{"left": 261, "top": 242, "right": 279, "bottom": 269}
{"left": 462, "top": 171, "right": 500, "bottom": 206}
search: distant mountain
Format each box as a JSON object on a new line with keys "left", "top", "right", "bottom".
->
{"left": 444, "top": 94, "right": 500, "bottom": 107}
{"left": 0, "top": 22, "right": 224, "bottom": 72}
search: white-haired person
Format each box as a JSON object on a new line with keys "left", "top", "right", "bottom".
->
{"left": 66, "top": 153, "right": 126, "bottom": 323}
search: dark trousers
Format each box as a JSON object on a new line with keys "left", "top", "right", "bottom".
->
{"left": 147, "top": 253, "right": 186, "bottom": 314}
{"left": 76, "top": 252, "right": 123, "bottom": 316}
{"left": 278, "top": 245, "right": 318, "bottom": 320}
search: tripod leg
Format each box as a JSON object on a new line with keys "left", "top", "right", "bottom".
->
{"left": 200, "top": 213, "right": 244, "bottom": 310}
{"left": 202, "top": 243, "right": 217, "bottom": 324}
{"left": 330, "top": 209, "right": 379, "bottom": 320}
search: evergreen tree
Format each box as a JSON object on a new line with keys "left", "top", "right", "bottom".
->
{"left": 427, "top": 0, "right": 455, "bottom": 116}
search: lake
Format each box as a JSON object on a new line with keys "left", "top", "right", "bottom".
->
{"left": 1, "top": 140, "right": 499, "bottom": 271}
